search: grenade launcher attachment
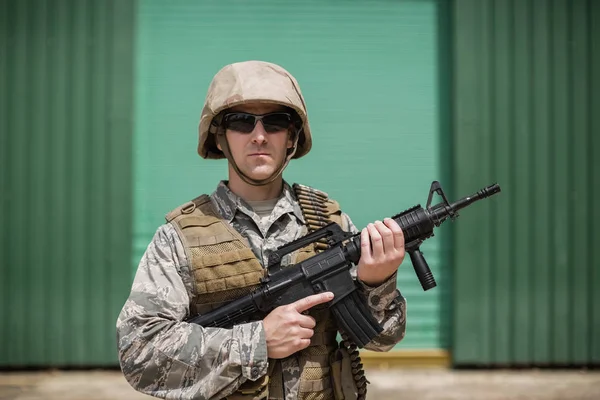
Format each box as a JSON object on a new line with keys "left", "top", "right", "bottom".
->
{"left": 187, "top": 181, "right": 501, "bottom": 348}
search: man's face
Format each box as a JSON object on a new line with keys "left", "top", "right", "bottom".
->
{"left": 219, "top": 103, "right": 294, "bottom": 182}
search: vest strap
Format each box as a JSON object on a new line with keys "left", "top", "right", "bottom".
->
{"left": 298, "top": 378, "right": 331, "bottom": 393}
{"left": 188, "top": 231, "right": 237, "bottom": 246}
{"left": 165, "top": 194, "right": 212, "bottom": 222}
{"left": 196, "top": 248, "right": 256, "bottom": 268}
{"left": 302, "top": 357, "right": 330, "bottom": 368}
{"left": 237, "top": 374, "right": 269, "bottom": 395}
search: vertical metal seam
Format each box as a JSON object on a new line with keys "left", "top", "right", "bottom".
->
{"left": 58, "top": 0, "right": 69, "bottom": 365}
{"left": 9, "top": 0, "right": 16, "bottom": 364}
{"left": 89, "top": 0, "right": 99, "bottom": 362}
{"left": 566, "top": 0, "right": 574, "bottom": 363}
{"left": 0, "top": 0, "right": 9, "bottom": 365}
{"left": 45, "top": 0, "right": 55, "bottom": 364}
{"left": 489, "top": 0, "right": 497, "bottom": 363}
{"left": 483, "top": 0, "right": 493, "bottom": 363}
{"left": 585, "top": 0, "right": 594, "bottom": 364}
{"left": 508, "top": 0, "right": 516, "bottom": 364}
{"left": 64, "top": 0, "right": 74, "bottom": 363}
{"left": 105, "top": 0, "right": 116, "bottom": 349}
{"left": 547, "top": 0, "right": 555, "bottom": 362}
{"left": 102, "top": 0, "right": 112, "bottom": 362}
{"left": 477, "top": 0, "right": 485, "bottom": 362}
{"left": 84, "top": 0, "right": 93, "bottom": 362}
{"left": 436, "top": 0, "right": 454, "bottom": 352}
{"left": 39, "top": 0, "right": 49, "bottom": 365}
{"left": 23, "top": 0, "right": 32, "bottom": 365}
{"left": 526, "top": 0, "right": 535, "bottom": 365}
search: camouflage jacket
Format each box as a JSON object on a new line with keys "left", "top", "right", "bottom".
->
{"left": 116, "top": 181, "right": 407, "bottom": 400}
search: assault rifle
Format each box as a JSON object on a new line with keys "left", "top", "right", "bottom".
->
{"left": 187, "top": 181, "right": 501, "bottom": 348}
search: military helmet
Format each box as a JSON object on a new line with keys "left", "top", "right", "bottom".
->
{"left": 198, "top": 60, "right": 312, "bottom": 160}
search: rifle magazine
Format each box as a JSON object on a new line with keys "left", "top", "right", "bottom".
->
{"left": 330, "top": 291, "right": 383, "bottom": 348}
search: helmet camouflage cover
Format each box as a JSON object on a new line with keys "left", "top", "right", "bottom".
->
{"left": 198, "top": 60, "right": 312, "bottom": 160}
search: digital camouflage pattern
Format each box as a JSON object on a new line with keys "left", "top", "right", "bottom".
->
{"left": 116, "top": 181, "right": 407, "bottom": 400}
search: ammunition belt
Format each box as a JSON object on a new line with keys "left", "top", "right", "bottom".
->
{"left": 293, "top": 183, "right": 369, "bottom": 400}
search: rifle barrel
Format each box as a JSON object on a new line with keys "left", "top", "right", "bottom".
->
{"left": 431, "top": 183, "right": 501, "bottom": 223}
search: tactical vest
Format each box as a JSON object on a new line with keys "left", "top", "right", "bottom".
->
{"left": 165, "top": 184, "right": 359, "bottom": 400}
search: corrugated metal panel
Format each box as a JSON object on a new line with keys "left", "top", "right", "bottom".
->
{"left": 134, "top": 0, "right": 448, "bottom": 350}
{"left": 452, "top": 0, "right": 600, "bottom": 366}
{"left": 0, "top": 0, "right": 136, "bottom": 366}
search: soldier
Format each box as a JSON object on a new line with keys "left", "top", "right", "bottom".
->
{"left": 116, "top": 60, "right": 407, "bottom": 400}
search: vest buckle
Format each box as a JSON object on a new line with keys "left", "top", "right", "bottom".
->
{"left": 181, "top": 201, "right": 196, "bottom": 214}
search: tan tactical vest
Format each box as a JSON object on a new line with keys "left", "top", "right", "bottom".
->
{"left": 165, "top": 184, "right": 359, "bottom": 400}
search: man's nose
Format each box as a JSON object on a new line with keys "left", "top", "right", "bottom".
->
{"left": 251, "top": 121, "right": 268, "bottom": 143}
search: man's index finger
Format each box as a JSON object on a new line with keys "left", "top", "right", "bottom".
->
{"left": 292, "top": 292, "right": 334, "bottom": 313}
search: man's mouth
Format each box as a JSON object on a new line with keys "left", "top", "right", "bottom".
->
{"left": 248, "top": 152, "right": 270, "bottom": 156}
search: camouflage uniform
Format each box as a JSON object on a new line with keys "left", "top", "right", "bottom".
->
{"left": 117, "top": 180, "right": 407, "bottom": 400}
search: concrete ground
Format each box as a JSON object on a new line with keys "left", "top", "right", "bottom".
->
{"left": 0, "top": 368, "right": 599, "bottom": 400}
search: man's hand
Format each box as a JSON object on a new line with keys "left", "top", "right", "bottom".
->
{"left": 357, "top": 218, "right": 405, "bottom": 286}
{"left": 263, "top": 292, "right": 334, "bottom": 359}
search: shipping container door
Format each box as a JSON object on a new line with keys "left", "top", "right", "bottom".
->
{"left": 134, "top": 0, "right": 450, "bottom": 351}
{"left": 453, "top": 0, "right": 600, "bottom": 366}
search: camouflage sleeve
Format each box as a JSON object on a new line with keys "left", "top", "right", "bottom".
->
{"left": 340, "top": 212, "right": 407, "bottom": 352}
{"left": 116, "top": 224, "right": 268, "bottom": 400}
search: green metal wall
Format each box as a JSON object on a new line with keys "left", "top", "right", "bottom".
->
{"left": 0, "top": 0, "right": 136, "bottom": 366}
{"left": 134, "top": 0, "right": 451, "bottom": 350}
{"left": 452, "top": 0, "right": 600, "bottom": 366}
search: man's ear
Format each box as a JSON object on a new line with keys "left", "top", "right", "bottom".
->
{"left": 216, "top": 132, "right": 224, "bottom": 151}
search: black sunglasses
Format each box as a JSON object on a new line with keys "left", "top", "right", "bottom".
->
{"left": 221, "top": 112, "right": 296, "bottom": 134}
